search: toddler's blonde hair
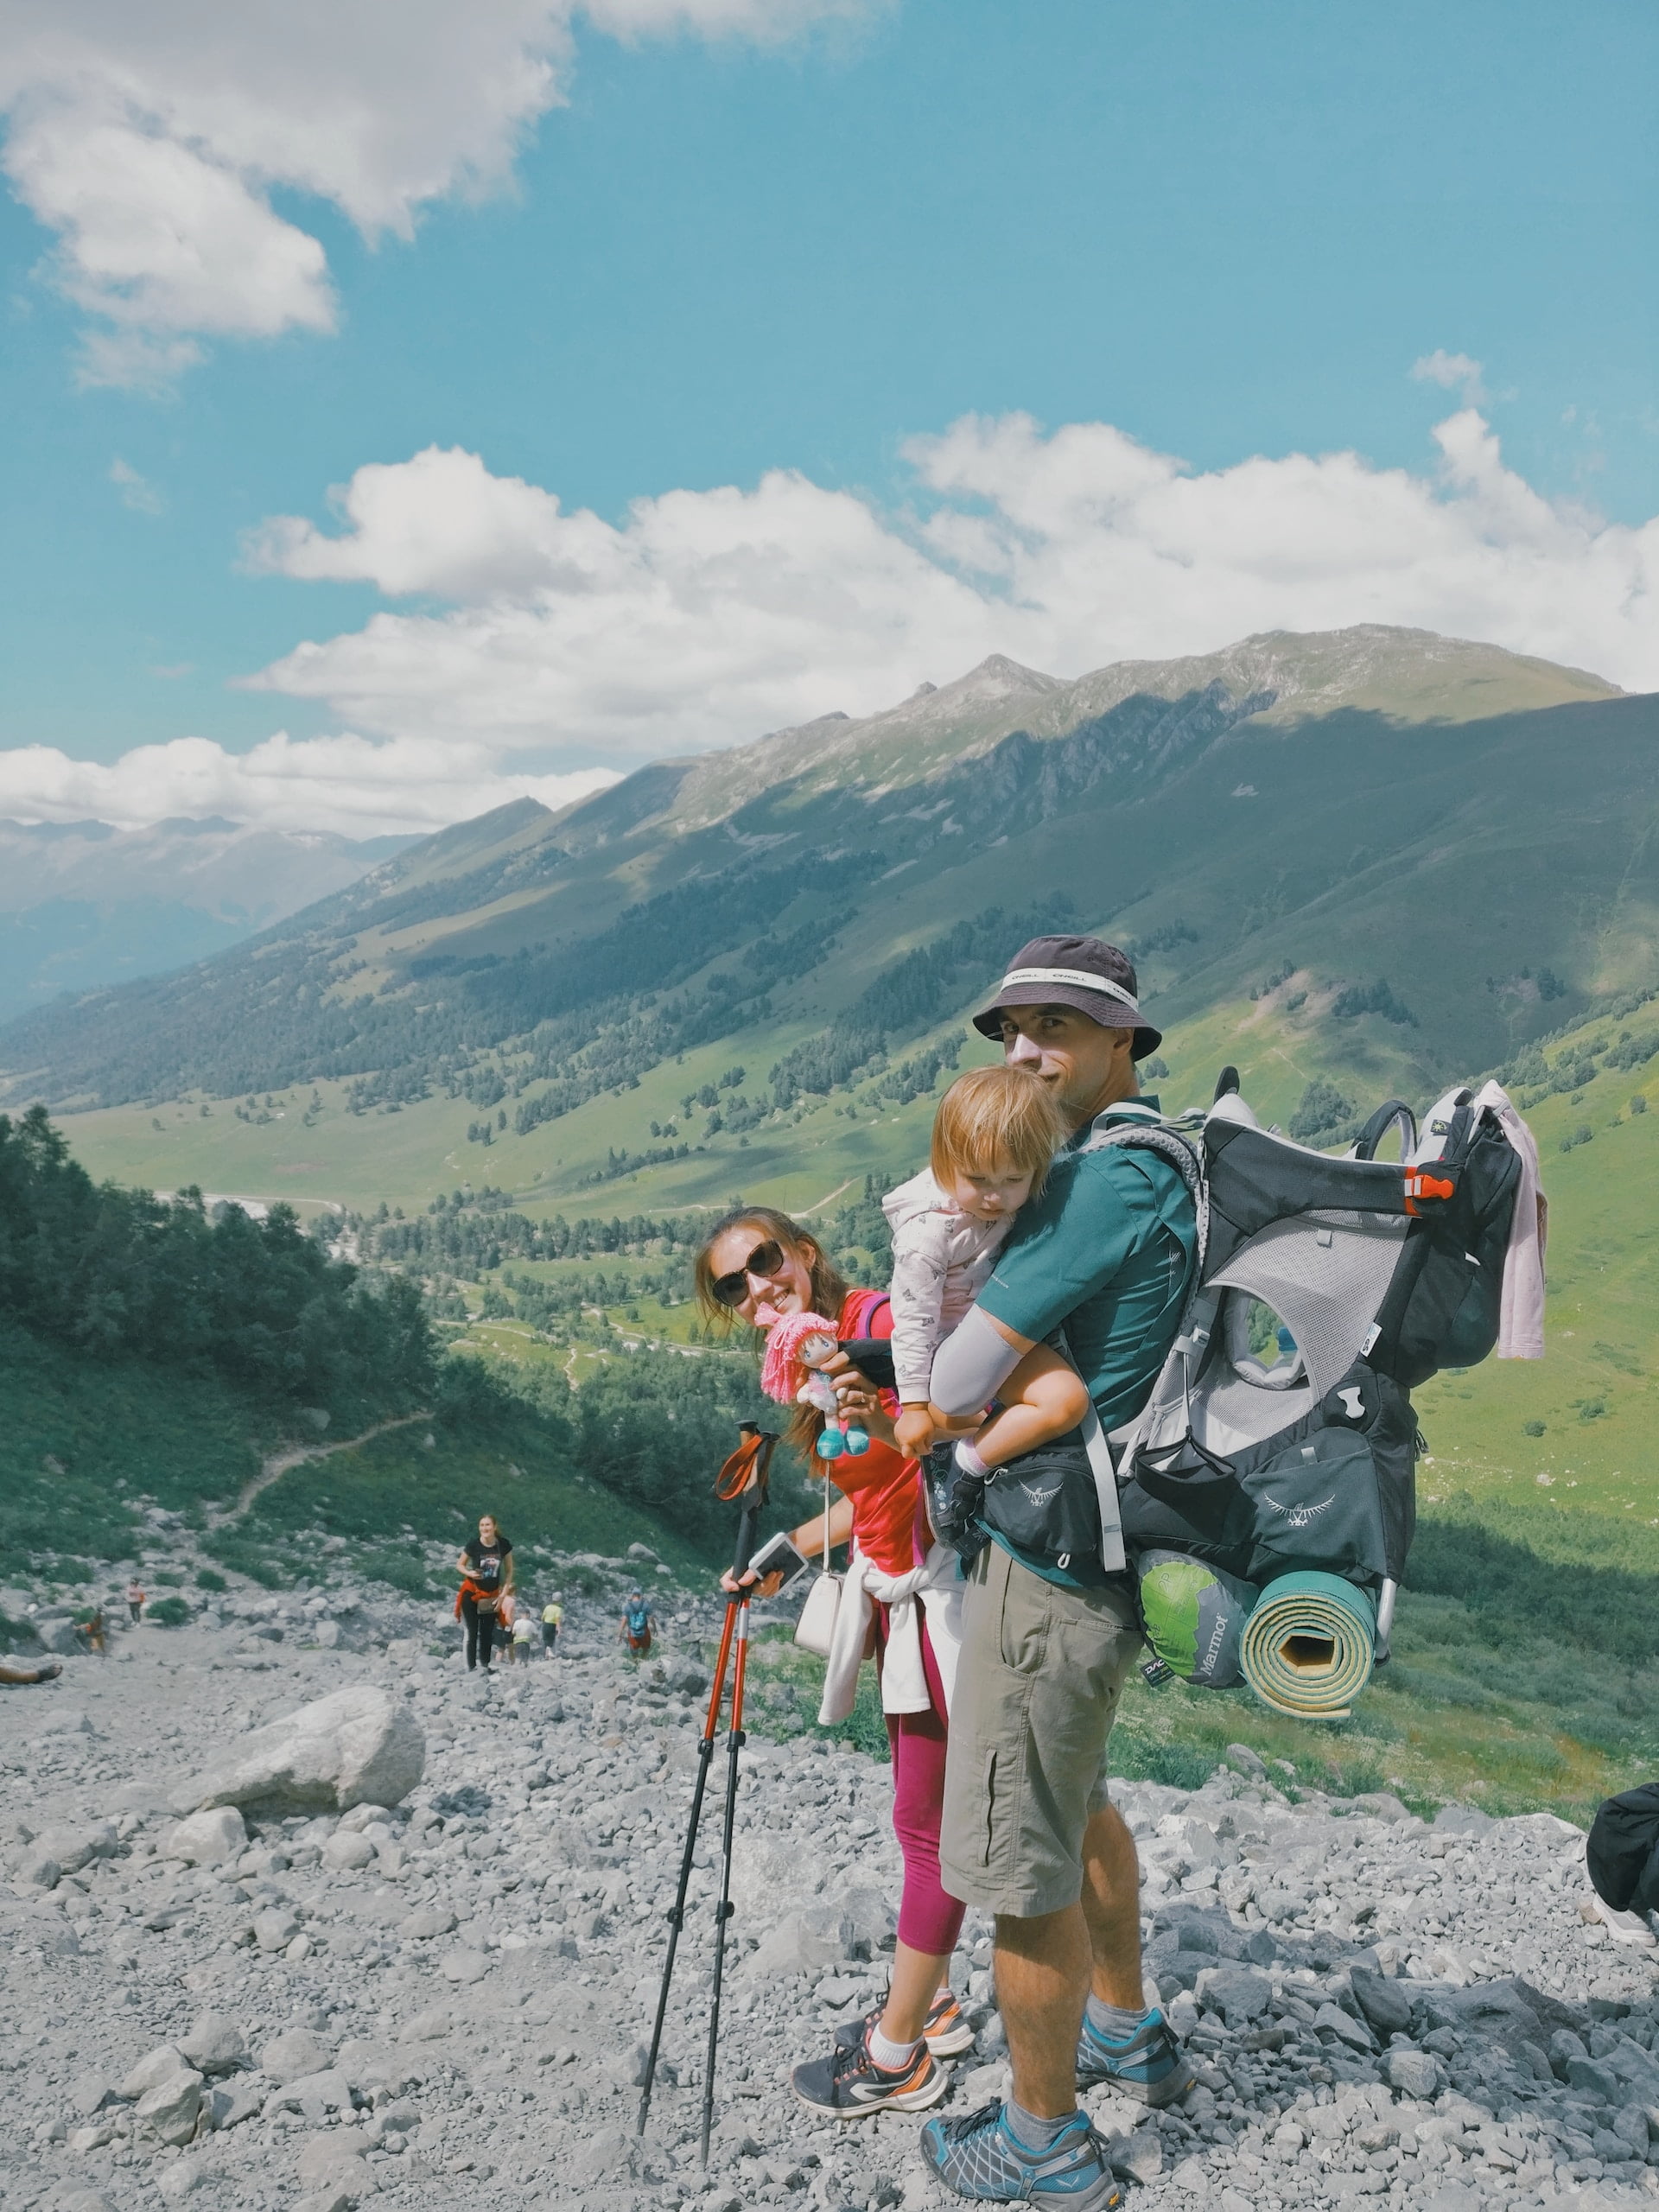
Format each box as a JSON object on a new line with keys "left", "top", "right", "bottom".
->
{"left": 930, "top": 1064, "right": 1066, "bottom": 1193}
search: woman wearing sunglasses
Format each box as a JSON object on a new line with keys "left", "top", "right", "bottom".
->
{"left": 694, "top": 1206, "right": 970, "bottom": 2118}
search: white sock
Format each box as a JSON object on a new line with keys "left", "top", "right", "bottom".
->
{"left": 954, "top": 1439, "right": 991, "bottom": 1479}
{"left": 868, "top": 2021, "right": 921, "bottom": 2070}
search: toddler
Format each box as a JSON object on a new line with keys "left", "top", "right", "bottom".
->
{"left": 885, "top": 1065, "right": 1089, "bottom": 1465}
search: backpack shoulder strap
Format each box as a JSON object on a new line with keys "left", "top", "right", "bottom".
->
{"left": 1052, "top": 1109, "right": 1210, "bottom": 1580}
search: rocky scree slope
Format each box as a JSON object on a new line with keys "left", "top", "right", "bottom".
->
{"left": 2, "top": 1560, "right": 1657, "bottom": 2212}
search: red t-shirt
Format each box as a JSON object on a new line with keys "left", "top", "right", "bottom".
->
{"left": 823, "top": 1288, "right": 923, "bottom": 1576}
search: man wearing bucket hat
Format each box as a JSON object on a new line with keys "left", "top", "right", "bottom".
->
{"left": 918, "top": 935, "right": 1199, "bottom": 2211}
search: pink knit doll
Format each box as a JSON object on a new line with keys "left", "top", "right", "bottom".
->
{"left": 760, "top": 1311, "right": 870, "bottom": 1460}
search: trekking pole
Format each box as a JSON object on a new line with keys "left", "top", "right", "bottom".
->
{"left": 637, "top": 1426, "right": 774, "bottom": 2142}
{"left": 635, "top": 1591, "right": 740, "bottom": 2134}
{"left": 701, "top": 1567, "right": 753, "bottom": 2167}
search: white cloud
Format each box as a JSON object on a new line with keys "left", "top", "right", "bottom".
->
{"left": 109, "top": 455, "right": 162, "bottom": 513}
{"left": 0, "top": 731, "right": 618, "bottom": 838}
{"left": 0, "top": 1, "right": 874, "bottom": 383}
{"left": 12, "top": 397, "right": 1656, "bottom": 842}
{"left": 239, "top": 406, "right": 1659, "bottom": 771}
{"left": 1411, "top": 349, "right": 1487, "bottom": 404}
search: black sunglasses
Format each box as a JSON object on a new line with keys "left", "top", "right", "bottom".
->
{"left": 710, "top": 1238, "right": 788, "bottom": 1308}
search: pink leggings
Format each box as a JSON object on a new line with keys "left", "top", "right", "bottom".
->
{"left": 877, "top": 1611, "right": 966, "bottom": 1960}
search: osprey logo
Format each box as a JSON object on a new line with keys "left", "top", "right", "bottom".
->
{"left": 1337, "top": 1387, "right": 1364, "bottom": 1421}
{"left": 1020, "top": 1479, "right": 1063, "bottom": 1507}
{"left": 1262, "top": 1492, "right": 1336, "bottom": 1529}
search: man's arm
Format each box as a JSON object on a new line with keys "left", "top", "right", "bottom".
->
{"left": 929, "top": 1306, "right": 1033, "bottom": 1419}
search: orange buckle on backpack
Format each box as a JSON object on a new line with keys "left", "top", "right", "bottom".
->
{"left": 1403, "top": 1169, "right": 1455, "bottom": 1217}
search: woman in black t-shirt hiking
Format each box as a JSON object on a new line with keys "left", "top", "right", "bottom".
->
{"left": 455, "top": 1513, "right": 514, "bottom": 1671}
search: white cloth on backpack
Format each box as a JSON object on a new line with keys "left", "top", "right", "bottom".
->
{"left": 882, "top": 1169, "right": 1014, "bottom": 1402}
{"left": 1471, "top": 1080, "right": 1548, "bottom": 1359}
{"left": 817, "top": 1541, "right": 963, "bottom": 1727}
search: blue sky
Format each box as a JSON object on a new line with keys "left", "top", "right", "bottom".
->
{"left": 2, "top": 0, "right": 1655, "bottom": 834}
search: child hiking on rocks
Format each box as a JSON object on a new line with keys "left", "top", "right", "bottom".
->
{"left": 620, "top": 1590, "right": 654, "bottom": 1658}
{"left": 885, "top": 1065, "right": 1088, "bottom": 1471}
{"left": 541, "top": 1596, "right": 563, "bottom": 1655}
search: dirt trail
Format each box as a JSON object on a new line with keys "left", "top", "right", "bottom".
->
{"left": 215, "top": 1411, "right": 430, "bottom": 1526}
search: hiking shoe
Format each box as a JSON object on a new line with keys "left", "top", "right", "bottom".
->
{"left": 834, "top": 1989, "right": 976, "bottom": 2060}
{"left": 919, "top": 2101, "right": 1123, "bottom": 2207}
{"left": 791, "top": 2028, "right": 948, "bottom": 2117}
{"left": 1591, "top": 1894, "right": 1658, "bottom": 1948}
{"left": 1075, "top": 2005, "right": 1193, "bottom": 2106}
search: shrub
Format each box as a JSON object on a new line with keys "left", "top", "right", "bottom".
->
{"left": 195, "top": 1568, "right": 227, "bottom": 1592}
{"left": 1522, "top": 1420, "right": 1547, "bottom": 1437}
{"left": 1631, "top": 1094, "right": 1649, "bottom": 1116}
{"left": 146, "top": 1595, "right": 192, "bottom": 1627}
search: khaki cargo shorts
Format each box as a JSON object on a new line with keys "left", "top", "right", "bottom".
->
{"left": 939, "top": 1541, "right": 1142, "bottom": 1920}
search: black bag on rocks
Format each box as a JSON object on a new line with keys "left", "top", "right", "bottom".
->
{"left": 1586, "top": 1783, "right": 1659, "bottom": 1917}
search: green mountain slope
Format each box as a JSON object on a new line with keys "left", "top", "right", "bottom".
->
{"left": 9, "top": 623, "right": 1650, "bottom": 1239}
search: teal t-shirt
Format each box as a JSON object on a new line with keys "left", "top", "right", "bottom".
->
{"left": 975, "top": 1096, "right": 1198, "bottom": 1588}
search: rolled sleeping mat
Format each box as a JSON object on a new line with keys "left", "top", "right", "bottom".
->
{"left": 1240, "top": 1571, "right": 1376, "bottom": 1719}
{"left": 1137, "top": 1550, "right": 1259, "bottom": 1688}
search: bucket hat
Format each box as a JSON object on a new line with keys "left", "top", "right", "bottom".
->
{"left": 971, "top": 933, "right": 1162, "bottom": 1061}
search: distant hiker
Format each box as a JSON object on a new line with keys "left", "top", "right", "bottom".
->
{"left": 541, "top": 1597, "right": 563, "bottom": 1655}
{"left": 126, "top": 1580, "right": 144, "bottom": 1624}
{"left": 620, "top": 1590, "right": 654, "bottom": 1658}
{"left": 454, "top": 1513, "right": 514, "bottom": 1672}
{"left": 695, "top": 1208, "right": 970, "bottom": 2119}
{"left": 919, "top": 936, "right": 1197, "bottom": 2205}
{"left": 78, "top": 1608, "right": 106, "bottom": 1656}
{"left": 885, "top": 1064, "right": 1082, "bottom": 1464}
{"left": 512, "top": 1610, "right": 533, "bottom": 1666}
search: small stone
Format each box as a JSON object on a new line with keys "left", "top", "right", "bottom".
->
{"left": 1383, "top": 2047, "right": 1440, "bottom": 2098}
{"left": 134, "top": 2066, "right": 205, "bottom": 2146}
{"left": 439, "top": 1948, "right": 490, "bottom": 1983}
{"left": 67, "top": 2069, "right": 118, "bottom": 2118}
{"left": 1314, "top": 1999, "right": 1376, "bottom": 2052}
{"left": 67, "top": 2123, "right": 118, "bottom": 2154}
{"left": 1112, "top": 2126, "right": 1163, "bottom": 2182}
{"left": 261, "top": 2026, "right": 334, "bottom": 2084}
{"left": 180, "top": 2012, "right": 248, "bottom": 2076}
{"left": 398, "top": 2007, "right": 452, "bottom": 2043}
{"left": 253, "top": 1906, "right": 301, "bottom": 1952}
{"left": 162, "top": 1806, "right": 248, "bottom": 1866}
{"left": 397, "top": 1905, "right": 456, "bottom": 1939}
{"left": 1192, "top": 1965, "right": 1272, "bottom": 2024}
{"left": 119, "top": 2044, "right": 190, "bottom": 2101}
{"left": 322, "top": 1831, "right": 377, "bottom": 1872}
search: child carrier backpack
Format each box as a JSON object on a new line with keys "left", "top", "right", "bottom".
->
{"left": 1084, "top": 1072, "right": 1534, "bottom": 1714}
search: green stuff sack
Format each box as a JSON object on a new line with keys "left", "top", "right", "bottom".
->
{"left": 1137, "top": 1550, "right": 1259, "bottom": 1688}
{"left": 1240, "top": 1571, "right": 1376, "bottom": 1719}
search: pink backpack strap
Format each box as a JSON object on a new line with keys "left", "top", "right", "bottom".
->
{"left": 841, "top": 1286, "right": 891, "bottom": 1338}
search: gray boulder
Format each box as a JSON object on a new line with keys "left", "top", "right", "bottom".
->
{"left": 1349, "top": 1966, "right": 1414, "bottom": 2037}
{"left": 1383, "top": 2047, "right": 1440, "bottom": 2098}
{"left": 175, "top": 1686, "right": 424, "bottom": 1814}
{"left": 134, "top": 2067, "right": 204, "bottom": 2146}
{"left": 1192, "top": 1965, "right": 1272, "bottom": 2024}
{"left": 163, "top": 1807, "right": 248, "bottom": 1866}
{"left": 34, "top": 1821, "right": 117, "bottom": 1874}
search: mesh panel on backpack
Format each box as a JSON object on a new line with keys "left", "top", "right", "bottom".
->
{"left": 1102, "top": 1084, "right": 1528, "bottom": 1656}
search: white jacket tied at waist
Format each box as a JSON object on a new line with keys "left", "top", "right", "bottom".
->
{"left": 817, "top": 1543, "right": 963, "bottom": 1728}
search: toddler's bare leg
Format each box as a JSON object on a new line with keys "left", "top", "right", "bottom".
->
{"left": 972, "top": 1344, "right": 1090, "bottom": 1466}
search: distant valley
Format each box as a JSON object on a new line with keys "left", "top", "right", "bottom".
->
{"left": 0, "top": 815, "right": 415, "bottom": 1027}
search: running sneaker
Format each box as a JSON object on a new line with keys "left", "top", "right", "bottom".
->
{"left": 922, "top": 1986, "right": 978, "bottom": 2057}
{"left": 919, "top": 2101, "right": 1123, "bottom": 2208}
{"left": 834, "top": 1988, "right": 976, "bottom": 2060}
{"left": 1074, "top": 2004, "right": 1193, "bottom": 2107}
{"left": 791, "top": 2028, "right": 948, "bottom": 2117}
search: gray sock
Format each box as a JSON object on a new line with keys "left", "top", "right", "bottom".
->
{"left": 1085, "top": 1994, "right": 1153, "bottom": 2041}
{"left": 1006, "top": 2100, "right": 1077, "bottom": 2151}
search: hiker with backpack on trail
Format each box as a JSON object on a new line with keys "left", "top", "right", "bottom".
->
{"left": 918, "top": 935, "right": 1199, "bottom": 2210}
{"left": 693, "top": 1208, "right": 975, "bottom": 2120}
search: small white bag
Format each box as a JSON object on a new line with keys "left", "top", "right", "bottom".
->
{"left": 793, "top": 1473, "right": 842, "bottom": 1660}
